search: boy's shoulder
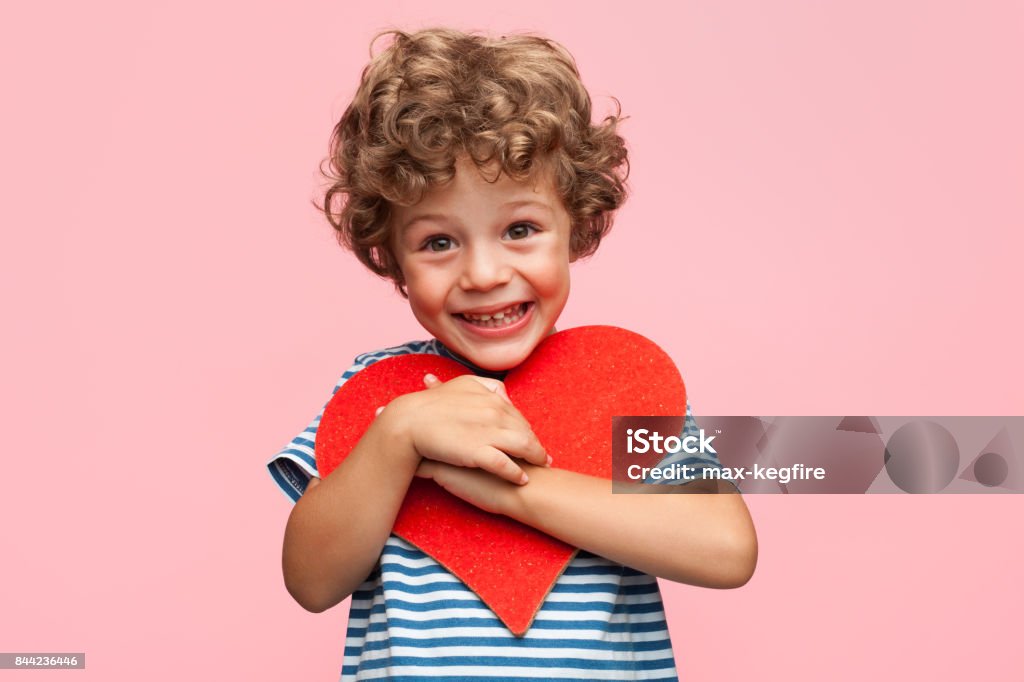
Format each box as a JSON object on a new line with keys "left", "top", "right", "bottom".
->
{"left": 344, "top": 337, "right": 448, "bottom": 376}
{"left": 351, "top": 339, "right": 442, "bottom": 368}
{"left": 335, "top": 339, "right": 468, "bottom": 393}
{"left": 347, "top": 338, "right": 474, "bottom": 375}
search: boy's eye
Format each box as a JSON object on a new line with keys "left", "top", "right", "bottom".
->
{"left": 504, "top": 223, "right": 537, "bottom": 240}
{"left": 424, "top": 236, "right": 454, "bottom": 252}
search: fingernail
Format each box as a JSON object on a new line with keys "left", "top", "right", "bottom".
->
{"left": 520, "top": 472, "right": 529, "bottom": 484}
{"left": 545, "top": 454, "right": 553, "bottom": 467}
{"left": 424, "top": 373, "right": 438, "bottom": 385}
{"left": 375, "top": 406, "right": 385, "bottom": 416}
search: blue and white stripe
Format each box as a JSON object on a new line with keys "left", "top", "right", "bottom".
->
{"left": 340, "top": 537, "right": 678, "bottom": 680}
{"left": 267, "top": 339, "right": 725, "bottom": 680}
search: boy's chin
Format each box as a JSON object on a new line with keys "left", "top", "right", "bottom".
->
{"left": 464, "top": 350, "right": 530, "bottom": 372}
{"left": 451, "top": 340, "right": 537, "bottom": 373}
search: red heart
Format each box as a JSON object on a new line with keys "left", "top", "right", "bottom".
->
{"left": 315, "top": 326, "right": 685, "bottom": 635}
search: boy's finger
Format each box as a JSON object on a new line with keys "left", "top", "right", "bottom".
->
{"left": 413, "top": 461, "right": 435, "bottom": 479}
{"left": 468, "top": 376, "right": 512, "bottom": 403}
{"left": 475, "top": 445, "right": 529, "bottom": 485}
{"left": 488, "top": 409, "right": 550, "bottom": 465}
{"left": 493, "top": 428, "right": 548, "bottom": 467}
{"left": 493, "top": 382, "right": 511, "bottom": 403}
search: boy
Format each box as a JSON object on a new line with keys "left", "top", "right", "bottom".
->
{"left": 268, "top": 28, "right": 757, "bottom": 680}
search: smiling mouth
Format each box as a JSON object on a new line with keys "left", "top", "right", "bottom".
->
{"left": 456, "top": 302, "right": 531, "bottom": 328}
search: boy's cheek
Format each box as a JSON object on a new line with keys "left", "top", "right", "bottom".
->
{"left": 405, "top": 272, "right": 450, "bottom": 309}
{"left": 405, "top": 283, "right": 446, "bottom": 324}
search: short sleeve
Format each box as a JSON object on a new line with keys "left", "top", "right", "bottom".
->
{"left": 265, "top": 341, "right": 437, "bottom": 504}
{"left": 643, "top": 400, "right": 735, "bottom": 490}
{"left": 265, "top": 357, "right": 370, "bottom": 504}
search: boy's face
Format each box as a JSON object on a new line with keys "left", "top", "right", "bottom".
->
{"left": 391, "top": 157, "right": 573, "bottom": 371}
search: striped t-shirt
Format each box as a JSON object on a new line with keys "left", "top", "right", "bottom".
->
{"left": 267, "top": 339, "right": 726, "bottom": 681}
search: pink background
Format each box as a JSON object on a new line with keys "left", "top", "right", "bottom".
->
{"left": 3, "top": 1, "right": 1022, "bottom": 680}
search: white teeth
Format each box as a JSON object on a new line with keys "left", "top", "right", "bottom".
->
{"left": 460, "top": 303, "right": 527, "bottom": 327}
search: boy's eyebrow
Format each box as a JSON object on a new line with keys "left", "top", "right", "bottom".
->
{"left": 502, "top": 199, "right": 554, "bottom": 213}
{"left": 400, "top": 213, "right": 449, "bottom": 233}
{"left": 399, "top": 200, "right": 554, "bottom": 233}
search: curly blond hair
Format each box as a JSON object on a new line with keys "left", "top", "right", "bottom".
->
{"left": 318, "top": 28, "right": 629, "bottom": 294}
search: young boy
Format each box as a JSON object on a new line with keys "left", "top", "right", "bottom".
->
{"left": 268, "top": 28, "right": 757, "bottom": 680}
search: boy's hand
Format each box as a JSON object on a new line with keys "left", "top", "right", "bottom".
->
{"left": 413, "top": 459, "right": 542, "bottom": 516}
{"left": 389, "top": 373, "right": 549, "bottom": 486}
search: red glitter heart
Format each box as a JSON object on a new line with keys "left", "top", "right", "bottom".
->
{"left": 315, "top": 326, "right": 686, "bottom": 635}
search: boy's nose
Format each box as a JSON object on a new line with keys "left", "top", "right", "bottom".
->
{"left": 459, "top": 245, "right": 513, "bottom": 292}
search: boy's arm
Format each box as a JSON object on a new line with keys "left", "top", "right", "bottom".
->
{"left": 282, "top": 375, "right": 548, "bottom": 613}
{"left": 414, "top": 461, "right": 758, "bottom": 589}
{"left": 282, "top": 406, "right": 420, "bottom": 613}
